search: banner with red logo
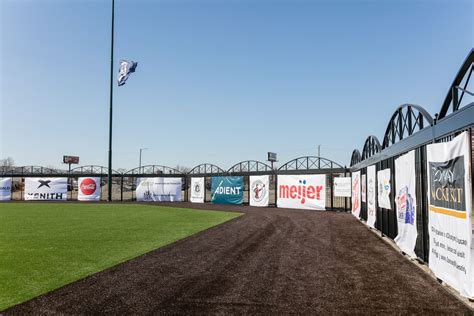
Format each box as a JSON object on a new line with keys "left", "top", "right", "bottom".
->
{"left": 25, "top": 178, "right": 67, "bottom": 200}
{"left": 351, "top": 171, "right": 361, "bottom": 218}
{"left": 394, "top": 150, "right": 417, "bottom": 258}
{"left": 427, "top": 131, "right": 473, "bottom": 299}
{"left": 367, "top": 165, "right": 376, "bottom": 228}
{"left": 250, "top": 175, "right": 269, "bottom": 207}
{"left": 78, "top": 177, "right": 101, "bottom": 201}
{"left": 277, "top": 175, "right": 325, "bottom": 210}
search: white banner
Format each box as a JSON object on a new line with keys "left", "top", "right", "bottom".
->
{"left": 25, "top": 178, "right": 67, "bottom": 201}
{"left": 351, "top": 171, "right": 361, "bottom": 218}
{"left": 377, "top": 168, "right": 392, "bottom": 209}
{"left": 394, "top": 150, "right": 417, "bottom": 258}
{"left": 190, "top": 177, "right": 205, "bottom": 203}
{"left": 367, "top": 165, "right": 376, "bottom": 228}
{"left": 0, "top": 178, "right": 12, "bottom": 201}
{"left": 277, "top": 174, "right": 325, "bottom": 210}
{"left": 361, "top": 174, "right": 366, "bottom": 203}
{"left": 427, "top": 132, "right": 473, "bottom": 298}
{"left": 78, "top": 177, "right": 101, "bottom": 201}
{"left": 250, "top": 175, "right": 269, "bottom": 207}
{"left": 334, "top": 177, "right": 351, "bottom": 197}
{"left": 136, "top": 177, "right": 182, "bottom": 202}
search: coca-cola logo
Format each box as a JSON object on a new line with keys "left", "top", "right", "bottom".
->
{"left": 80, "top": 178, "right": 97, "bottom": 195}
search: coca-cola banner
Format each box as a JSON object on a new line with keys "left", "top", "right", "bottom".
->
{"left": 190, "top": 177, "right": 205, "bottom": 203}
{"left": 351, "top": 171, "right": 361, "bottom": 218}
{"left": 78, "top": 177, "right": 101, "bottom": 201}
{"left": 366, "top": 165, "right": 376, "bottom": 228}
{"left": 333, "top": 177, "right": 351, "bottom": 197}
{"left": 0, "top": 178, "right": 12, "bottom": 201}
{"left": 377, "top": 168, "right": 392, "bottom": 209}
{"left": 250, "top": 175, "right": 269, "bottom": 207}
{"left": 136, "top": 177, "right": 182, "bottom": 202}
{"left": 277, "top": 175, "right": 325, "bottom": 210}
{"left": 427, "top": 131, "right": 473, "bottom": 299}
{"left": 394, "top": 150, "right": 417, "bottom": 258}
{"left": 25, "top": 178, "right": 67, "bottom": 201}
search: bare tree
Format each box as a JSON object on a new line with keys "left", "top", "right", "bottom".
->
{"left": 175, "top": 165, "right": 190, "bottom": 173}
{"left": 0, "top": 157, "right": 14, "bottom": 168}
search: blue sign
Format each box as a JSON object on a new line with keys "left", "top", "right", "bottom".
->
{"left": 211, "top": 176, "right": 243, "bottom": 205}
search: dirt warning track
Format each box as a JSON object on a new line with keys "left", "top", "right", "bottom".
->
{"left": 6, "top": 203, "right": 471, "bottom": 314}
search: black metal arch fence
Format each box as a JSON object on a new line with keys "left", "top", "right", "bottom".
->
{"left": 349, "top": 49, "right": 474, "bottom": 263}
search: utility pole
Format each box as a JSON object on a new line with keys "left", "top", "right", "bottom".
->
{"left": 139, "top": 148, "right": 148, "bottom": 172}
{"left": 107, "top": 0, "right": 115, "bottom": 202}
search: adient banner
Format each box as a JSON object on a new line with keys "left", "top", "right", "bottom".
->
{"left": 136, "top": 177, "right": 182, "bottom": 202}
{"left": 351, "top": 171, "right": 361, "bottom": 218}
{"left": 367, "top": 165, "right": 376, "bottom": 228}
{"left": 427, "top": 131, "right": 473, "bottom": 299}
{"left": 78, "top": 177, "right": 101, "bottom": 201}
{"left": 25, "top": 178, "right": 67, "bottom": 201}
{"left": 0, "top": 178, "right": 12, "bottom": 201}
{"left": 211, "top": 176, "right": 243, "bottom": 205}
{"left": 190, "top": 177, "right": 205, "bottom": 203}
{"left": 250, "top": 175, "right": 269, "bottom": 207}
{"left": 394, "top": 150, "right": 417, "bottom": 258}
{"left": 277, "top": 175, "right": 325, "bottom": 210}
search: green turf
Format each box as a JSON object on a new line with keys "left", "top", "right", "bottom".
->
{"left": 0, "top": 203, "right": 240, "bottom": 310}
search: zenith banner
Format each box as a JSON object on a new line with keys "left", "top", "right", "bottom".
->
{"left": 78, "top": 177, "right": 101, "bottom": 201}
{"left": 190, "top": 177, "right": 205, "bottom": 203}
{"left": 427, "top": 131, "right": 473, "bottom": 299}
{"left": 394, "top": 150, "right": 417, "bottom": 258}
{"left": 351, "top": 171, "right": 361, "bottom": 218}
{"left": 211, "top": 176, "right": 243, "bottom": 205}
{"left": 277, "top": 174, "right": 325, "bottom": 210}
{"left": 250, "top": 175, "right": 269, "bottom": 207}
{"left": 377, "top": 168, "right": 392, "bottom": 209}
{"left": 0, "top": 178, "right": 12, "bottom": 201}
{"left": 25, "top": 178, "right": 67, "bottom": 201}
{"left": 366, "top": 165, "right": 376, "bottom": 228}
{"left": 136, "top": 178, "right": 182, "bottom": 202}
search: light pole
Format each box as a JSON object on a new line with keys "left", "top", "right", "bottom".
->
{"left": 139, "top": 148, "right": 148, "bottom": 172}
{"left": 107, "top": 0, "right": 115, "bottom": 202}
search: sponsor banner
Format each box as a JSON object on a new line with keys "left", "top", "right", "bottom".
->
{"left": 334, "top": 177, "right": 351, "bottom": 197}
{"left": 190, "top": 177, "right": 205, "bottom": 203}
{"left": 250, "top": 175, "right": 269, "bottom": 207}
{"left": 277, "top": 175, "right": 325, "bottom": 210}
{"left": 361, "top": 174, "right": 367, "bottom": 203}
{"left": 136, "top": 177, "right": 182, "bottom": 202}
{"left": 211, "top": 176, "right": 243, "bottom": 205}
{"left": 367, "top": 165, "right": 376, "bottom": 228}
{"left": 78, "top": 177, "right": 101, "bottom": 201}
{"left": 351, "top": 171, "right": 361, "bottom": 218}
{"left": 25, "top": 178, "right": 67, "bottom": 201}
{"left": 377, "top": 168, "right": 392, "bottom": 209}
{"left": 394, "top": 150, "right": 417, "bottom": 258}
{"left": 427, "top": 132, "right": 473, "bottom": 298}
{"left": 0, "top": 178, "right": 12, "bottom": 201}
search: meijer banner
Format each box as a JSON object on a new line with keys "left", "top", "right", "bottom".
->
{"left": 0, "top": 178, "right": 12, "bottom": 201}
{"left": 211, "top": 176, "right": 243, "bottom": 205}
{"left": 277, "top": 175, "right": 325, "bottom": 210}
{"left": 351, "top": 171, "right": 361, "bottom": 218}
{"left": 250, "top": 175, "right": 269, "bottom": 207}
{"left": 377, "top": 168, "right": 392, "bottom": 209}
{"left": 190, "top": 177, "right": 205, "bottom": 203}
{"left": 334, "top": 177, "right": 351, "bottom": 197}
{"left": 394, "top": 150, "right": 417, "bottom": 258}
{"left": 78, "top": 177, "right": 101, "bottom": 201}
{"left": 25, "top": 178, "right": 67, "bottom": 201}
{"left": 427, "top": 132, "right": 473, "bottom": 299}
{"left": 136, "top": 177, "right": 182, "bottom": 202}
{"left": 366, "top": 165, "right": 376, "bottom": 228}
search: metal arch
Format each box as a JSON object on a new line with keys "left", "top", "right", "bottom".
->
{"left": 8, "top": 165, "right": 68, "bottom": 176}
{"left": 381, "top": 104, "right": 433, "bottom": 149}
{"left": 227, "top": 160, "right": 273, "bottom": 173}
{"left": 188, "top": 163, "right": 226, "bottom": 175}
{"left": 438, "top": 49, "right": 474, "bottom": 120}
{"left": 124, "top": 165, "right": 183, "bottom": 175}
{"left": 350, "top": 150, "right": 362, "bottom": 167}
{"left": 70, "top": 165, "right": 120, "bottom": 175}
{"left": 361, "top": 135, "right": 381, "bottom": 160}
{"left": 278, "top": 156, "right": 344, "bottom": 171}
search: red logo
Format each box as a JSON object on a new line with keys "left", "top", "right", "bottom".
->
{"left": 279, "top": 179, "right": 323, "bottom": 204}
{"left": 80, "top": 178, "right": 97, "bottom": 195}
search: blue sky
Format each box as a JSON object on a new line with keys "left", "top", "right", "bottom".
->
{"left": 1, "top": 0, "right": 472, "bottom": 171}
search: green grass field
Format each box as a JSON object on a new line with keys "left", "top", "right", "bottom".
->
{"left": 0, "top": 203, "right": 240, "bottom": 310}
